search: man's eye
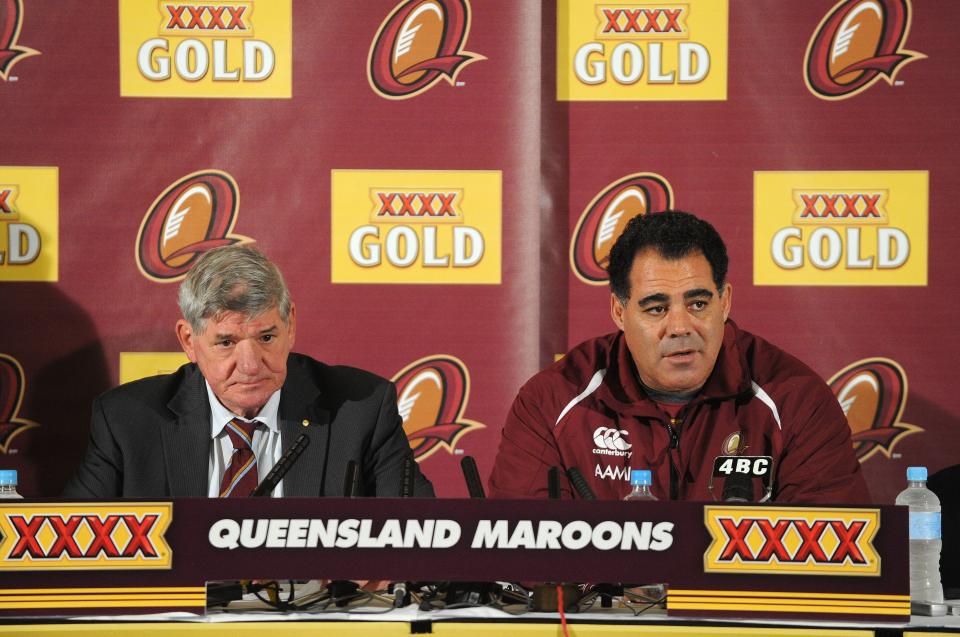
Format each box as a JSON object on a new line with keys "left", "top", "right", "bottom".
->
{"left": 260, "top": 334, "right": 275, "bottom": 343}
{"left": 690, "top": 300, "right": 708, "bottom": 311}
{"left": 645, "top": 306, "right": 666, "bottom": 315}
{"left": 217, "top": 340, "right": 234, "bottom": 348}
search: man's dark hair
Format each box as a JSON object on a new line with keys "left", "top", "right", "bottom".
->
{"left": 607, "top": 210, "right": 729, "bottom": 303}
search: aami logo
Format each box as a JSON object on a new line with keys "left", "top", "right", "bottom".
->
{"left": 120, "top": 0, "right": 291, "bottom": 98}
{"left": 828, "top": 358, "right": 920, "bottom": 463}
{"left": 392, "top": 355, "right": 483, "bottom": 462}
{"left": 0, "top": 504, "right": 172, "bottom": 570}
{"left": 805, "top": 0, "right": 923, "bottom": 100}
{"left": 704, "top": 506, "right": 880, "bottom": 576}
{"left": 0, "top": 354, "right": 38, "bottom": 453}
{"left": 331, "top": 170, "right": 501, "bottom": 284}
{"left": 0, "top": 0, "right": 38, "bottom": 81}
{"left": 570, "top": 173, "right": 673, "bottom": 285}
{"left": 368, "top": 0, "right": 482, "bottom": 100}
{"left": 136, "top": 170, "right": 251, "bottom": 283}
{"left": 754, "top": 171, "right": 927, "bottom": 286}
{"left": 558, "top": 1, "right": 728, "bottom": 101}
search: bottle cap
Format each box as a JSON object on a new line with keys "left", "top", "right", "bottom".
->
{"left": 630, "top": 469, "right": 651, "bottom": 486}
{"left": 0, "top": 470, "right": 17, "bottom": 486}
{"left": 906, "top": 466, "right": 927, "bottom": 481}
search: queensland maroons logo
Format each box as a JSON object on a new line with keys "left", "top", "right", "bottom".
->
{"left": 136, "top": 170, "right": 252, "bottom": 282}
{"left": 0, "top": 354, "right": 39, "bottom": 453}
{"left": 805, "top": 0, "right": 923, "bottom": 100}
{"left": 570, "top": 173, "right": 673, "bottom": 285}
{"left": 392, "top": 355, "right": 483, "bottom": 461}
{"left": 368, "top": 0, "right": 483, "bottom": 99}
{"left": 828, "top": 358, "right": 921, "bottom": 462}
{"left": 0, "top": 0, "right": 39, "bottom": 81}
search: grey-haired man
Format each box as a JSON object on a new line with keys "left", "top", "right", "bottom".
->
{"left": 65, "top": 245, "right": 433, "bottom": 498}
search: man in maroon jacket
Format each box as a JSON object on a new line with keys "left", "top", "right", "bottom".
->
{"left": 489, "top": 211, "right": 869, "bottom": 503}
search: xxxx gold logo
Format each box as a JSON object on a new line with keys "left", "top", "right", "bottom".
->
{"left": 368, "top": 0, "right": 483, "bottom": 100}
{"left": 0, "top": 503, "right": 172, "bottom": 570}
{"left": 0, "top": 0, "right": 39, "bottom": 81}
{"left": 392, "top": 355, "right": 483, "bottom": 461}
{"left": 805, "top": 0, "right": 922, "bottom": 100}
{"left": 704, "top": 506, "right": 880, "bottom": 576}
{"left": 570, "top": 173, "right": 673, "bottom": 284}
{"left": 136, "top": 170, "right": 251, "bottom": 283}
{"left": 0, "top": 354, "right": 38, "bottom": 453}
{"left": 828, "top": 358, "right": 920, "bottom": 462}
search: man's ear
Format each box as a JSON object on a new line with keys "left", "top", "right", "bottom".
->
{"left": 287, "top": 302, "right": 297, "bottom": 346}
{"left": 176, "top": 319, "right": 198, "bottom": 363}
{"left": 610, "top": 293, "right": 626, "bottom": 331}
{"left": 720, "top": 282, "right": 733, "bottom": 322}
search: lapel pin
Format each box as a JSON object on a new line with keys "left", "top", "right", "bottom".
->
{"left": 302, "top": 419, "right": 310, "bottom": 427}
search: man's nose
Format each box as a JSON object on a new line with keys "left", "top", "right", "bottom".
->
{"left": 666, "top": 306, "right": 693, "bottom": 337}
{"left": 234, "top": 339, "right": 261, "bottom": 375}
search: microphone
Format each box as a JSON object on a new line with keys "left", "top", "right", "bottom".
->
{"left": 400, "top": 457, "right": 415, "bottom": 497}
{"left": 566, "top": 466, "right": 596, "bottom": 500}
{"left": 252, "top": 434, "right": 310, "bottom": 497}
{"left": 711, "top": 455, "right": 774, "bottom": 503}
{"left": 547, "top": 466, "right": 561, "bottom": 499}
{"left": 460, "top": 456, "right": 485, "bottom": 498}
{"left": 343, "top": 460, "right": 360, "bottom": 497}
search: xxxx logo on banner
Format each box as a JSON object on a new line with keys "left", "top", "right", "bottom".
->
{"left": 392, "top": 355, "right": 483, "bottom": 461}
{"left": 570, "top": 173, "right": 673, "bottom": 285}
{"left": 368, "top": 0, "right": 483, "bottom": 99}
{"left": 0, "top": 503, "right": 172, "bottom": 570}
{"left": 558, "top": 0, "right": 728, "bottom": 101}
{"left": 331, "top": 169, "right": 501, "bottom": 284}
{"left": 0, "top": 0, "right": 38, "bottom": 81}
{"left": 704, "top": 506, "right": 880, "bottom": 576}
{"left": 805, "top": 0, "right": 923, "bottom": 100}
{"left": 119, "top": 0, "right": 292, "bottom": 98}
{"left": 754, "top": 171, "right": 927, "bottom": 286}
{"left": 136, "top": 170, "right": 252, "bottom": 283}
{"left": 0, "top": 354, "right": 38, "bottom": 453}
{"left": 829, "top": 358, "right": 921, "bottom": 463}
{"left": 0, "top": 166, "right": 57, "bottom": 281}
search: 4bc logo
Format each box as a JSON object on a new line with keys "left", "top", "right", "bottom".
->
{"left": 0, "top": 504, "right": 172, "bottom": 570}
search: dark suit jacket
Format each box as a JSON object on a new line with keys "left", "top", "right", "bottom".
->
{"left": 63, "top": 353, "right": 434, "bottom": 498}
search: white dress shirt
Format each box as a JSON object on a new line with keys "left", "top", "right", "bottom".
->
{"left": 205, "top": 382, "right": 284, "bottom": 497}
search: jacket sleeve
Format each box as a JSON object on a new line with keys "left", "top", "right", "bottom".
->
{"left": 774, "top": 379, "right": 871, "bottom": 504}
{"left": 363, "top": 381, "right": 434, "bottom": 497}
{"left": 488, "top": 383, "right": 572, "bottom": 499}
{"left": 62, "top": 396, "right": 122, "bottom": 498}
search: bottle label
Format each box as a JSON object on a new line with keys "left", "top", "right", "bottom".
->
{"left": 908, "top": 511, "right": 941, "bottom": 540}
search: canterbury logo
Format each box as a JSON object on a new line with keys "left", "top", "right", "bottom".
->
{"left": 599, "top": 7, "right": 687, "bottom": 35}
{"left": 570, "top": 173, "right": 673, "bottom": 285}
{"left": 0, "top": 505, "right": 173, "bottom": 569}
{"left": 828, "top": 358, "right": 921, "bottom": 462}
{"left": 135, "top": 170, "right": 251, "bottom": 283}
{"left": 368, "top": 0, "right": 483, "bottom": 99}
{"left": 392, "top": 355, "right": 483, "bottom": 461}
{"left": 704, "top": 507, "right": 880, "bottom": 575}
{"left": 375, "top": 191, "right": 461, "bottom": 218}
{"left": 0, "top": 353, "right": 39, "bottom": 453}
{"left": 161, "top": 3, "right": 251, "bottom": 32}
{"left": 805, "top": 0, "right": 923, "bottom": 100}
{"left": 593, "top": 426, "right": 631, "bottom": 451}
{"left": 0, "top": 0, "right": 38, "bottom": 81}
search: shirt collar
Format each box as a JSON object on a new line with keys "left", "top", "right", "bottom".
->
{"left": 205, "top": 381, "right": 282, "bottom": 439}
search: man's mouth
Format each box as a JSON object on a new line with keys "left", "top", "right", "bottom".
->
{"left": 665, "top": 349, "right": 696, "bottom": 359}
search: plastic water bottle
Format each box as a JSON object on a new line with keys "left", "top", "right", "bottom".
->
{"left": 0, "top": 470, "right": 23, "bottom": 499}
{"left": 895, "top": 466, "right": 943, "bottom": 603}
{"left": 624, "top": 469, "right": 656, "bottom": 501}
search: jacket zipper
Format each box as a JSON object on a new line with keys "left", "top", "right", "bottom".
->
{"left": 664, "top": 417, "right": 682, "bottom": 500}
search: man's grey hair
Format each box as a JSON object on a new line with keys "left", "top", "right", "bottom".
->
{"left": 178, "top": 245, "right": 292, "bottom": 332}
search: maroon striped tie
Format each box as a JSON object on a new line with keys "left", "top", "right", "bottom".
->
{"left": 219, "top": 419, "right": 260, "bottom": 497}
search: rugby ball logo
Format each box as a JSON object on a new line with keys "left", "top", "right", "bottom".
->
{"left": 368, "top": 0, "right": 483, "bottom": 99}
{"left": 392, "top": 355, "right": 483, "bottom": 461}
{"left": 828, "top": 357, "right": 921, "bottom": 462}
{"left": 0, "top": 0, "right": 39, "bottom": 81}
{"left": 135, "top": 170, "right": 252, "bottom": 283}
{"left": 0, "top": 354, "right": 39, "bottom": 453}
{"left": 805, "top": 0, "right": 923, "bottom": 100}
{"left": 570, "top": 173, "right": 673, "bottom": 285}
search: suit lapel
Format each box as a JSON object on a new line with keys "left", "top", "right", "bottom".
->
{"left": 279, "top": 363, "right": 330, "bottom": 496}
{"left": 163, "top": 366, "right": 211, "bottom": 497}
